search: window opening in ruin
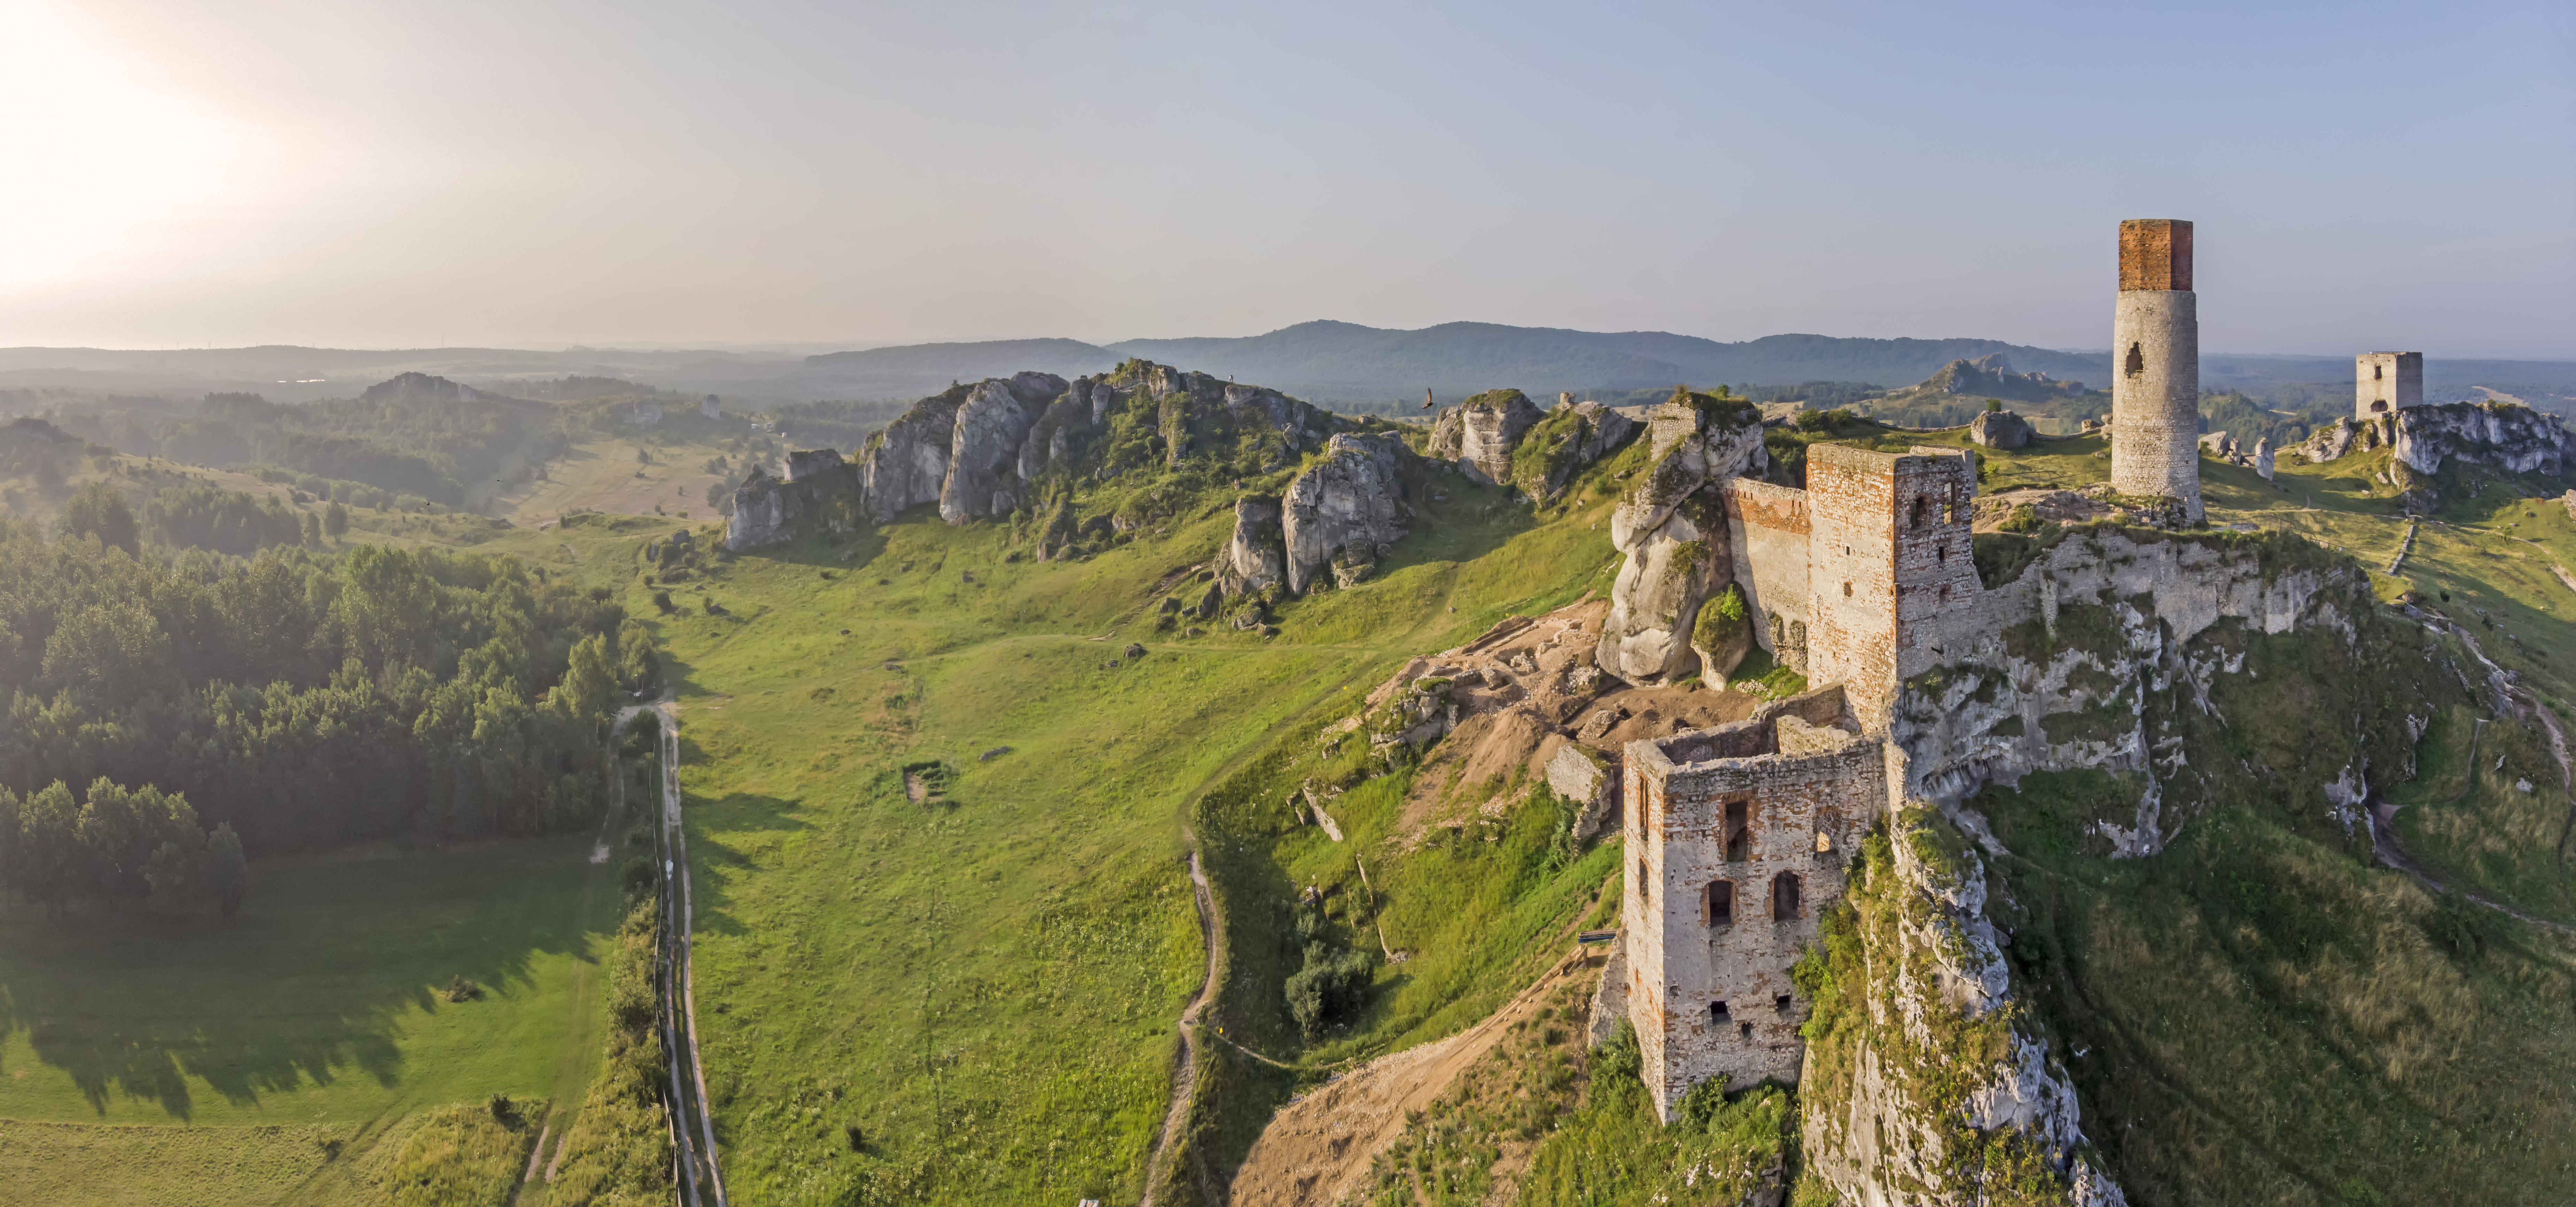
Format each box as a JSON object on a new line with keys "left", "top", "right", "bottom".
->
{"left": 1739, "top": 1022, "right": 1755, "bottom": 1042}
{"left": 1772, "top": 871, "right": 1801, "bottom": 919}
{"left": 2124, "top": 342, "right": 2144, "bottom": 377}
{"left": 1723, "top": 800, "right": 1750, "bottom": 862}
{"left": 1909, "top": 496, "right": 1927, "bottom": 530}
{"left": 1706, "top": 879, "right": 1733, "bottom": 926}
{"left": 1710, "top": 1000, "right": 1730, "bottom": 1023}
{"left": 2374, "top": 364, "right": 2384, "bottom": 380}
{"left": 1841, "top": 581, "right": 1851, "bottom": 598}
{"left": 1638, "top": 859, "right": 1650, "bottom": 902}
{"left": 2372, "top": 401, "right": 2388, "bottom": 413}
{"left": 1775, "top": 994, "right": 1794, "bottom": 1014}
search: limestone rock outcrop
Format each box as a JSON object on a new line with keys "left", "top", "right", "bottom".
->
{"left": 2253, "top": 436, "right": 2274, "bottom": 480}
{"left": 941, "top": 372, "right": 1067, "bottom": 523}
{"left": 2389, "top": 400, "right": 2576, "bottom": 476}
{"left": 1595, "top": 389, "right": 1766, "bottom": 683}
{"left": 1215, "top": 496, "right": 1287, "bottom": 595}
{"left": 1283, "top": 433, "right": 1408, "bottom": 594}
{"left": 1799, "top": 807, "right": 2128, "bottom": 1207}
{"left": 1426, "top": 389, "right": 1544, "bottom": 487}
{"left": 2297, "top": 402, "right": 2575, "bottom": 479}
{"left": 1970, "top": 408, "right": 2034, "bottom": 449}
{"left": 860, "top": 387, "right": 970, "bottom": 522}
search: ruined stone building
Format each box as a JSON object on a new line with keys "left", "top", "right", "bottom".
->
{"left": 1620, "top": 686, "right": 1884, "bottom": 1114}
{"left": 2108, "top": 218, "right": 2202, "bottom": 522}
{"left": 1610, "top": 221, "right": 2229, "bottom": 1121}
{"left": 1616, "top": 443, "right": 1975, "bottom": 1118}
{"left": 2355, "top": 352, "right": 2424, "bottom": 418}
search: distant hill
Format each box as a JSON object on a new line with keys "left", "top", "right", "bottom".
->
{"left": 1102, "top": 321, "right": 2116, "bottom": 402}
{"left": 4, "top": 329, "right": 2573, "bottom": 412}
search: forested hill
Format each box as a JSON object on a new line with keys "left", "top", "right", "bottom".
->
{"left": 793, "top": 323, "right": 2110, "bottom": 403}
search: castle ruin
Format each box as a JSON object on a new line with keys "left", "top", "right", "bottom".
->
{"left": 1618, "top": 443, "right": 1976, "bottom": 1117}
{"left": 2355, "top": 352, "right": 2424, "bottom": 418}
{"left": 2108, "top": 219, "right": 2202, "bottom": 522}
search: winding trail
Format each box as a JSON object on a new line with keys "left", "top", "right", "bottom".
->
{"left": 1142, "top": 852, "right": 1223, "bottom": 1207}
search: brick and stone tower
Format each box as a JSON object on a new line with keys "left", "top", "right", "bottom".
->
{"left": 2109, "top": 219, "right": 2201, "bottom": 522}
{"left": 2355, "top": 352, "right": 2423, "bottom": 419}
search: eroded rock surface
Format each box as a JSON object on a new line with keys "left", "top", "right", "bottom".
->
{"left": 1216, "top": 496, "right": 1288, "bottom": 595}
{"left": 1596, "top": 389, "right": 1766, "bottom": 682}
{"left": 941, "top": 372, "right": 1067, "bottom": 523}
{"left": 860, "top": 386, "right": 970, "bottom": 522}
{"left": 1799, "top": 807, "right": 2128, "bottom": 1207}
{"left": 1283, "top": 433, "right": 1408, "bottom": 594}
{"left": 1427, "top": 389, "right": 1544, "bottom": 487}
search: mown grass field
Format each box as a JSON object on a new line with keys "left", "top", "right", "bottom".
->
{"left": 0, "top": 836, "right": 620, "bottom": 1206}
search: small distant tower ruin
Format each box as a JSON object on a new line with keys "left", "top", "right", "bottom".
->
{"left": 2108, "top": 219, "right": 2201, "bottom": 522}
{"left": 701, "top": 393, "right": 723, "bottom": 420}
{"left": 2354, "top": 352, "right": 2422, "bottom": 419}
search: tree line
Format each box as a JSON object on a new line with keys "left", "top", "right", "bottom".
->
{"left": 0, "top": 779, "right": 248, "bottom": 916}
{"left": 0, "top": 515, "right": 660, "bottom": 914}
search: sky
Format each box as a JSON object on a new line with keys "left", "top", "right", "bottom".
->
{"left": 1, "top": 0, "right": 2570, "bottom": 357}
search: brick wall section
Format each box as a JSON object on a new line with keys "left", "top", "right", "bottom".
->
{"left": 2118, "top": 218, "right": 2193, "bottom": 291}
{"left": 1720, "top": 478, "right": 1813, "bottom": 672}
{"left": 1802, "top": 445, "right": 1979, "bottom": 732}
{"left": 1622, "top": 712, "right": 1889, "bottom": 1120}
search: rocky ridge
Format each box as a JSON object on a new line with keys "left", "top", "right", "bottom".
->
{"left": 728, "top": 358, "right": 1363, "bottom": 552}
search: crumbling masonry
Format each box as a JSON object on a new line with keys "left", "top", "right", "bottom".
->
{"left": 1617, "top": 222, "right": 2207, "bottom": 1120}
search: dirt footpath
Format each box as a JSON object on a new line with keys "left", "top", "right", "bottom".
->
{"left": 1229, "top": 947, "right": 1601, "bottom": 1207}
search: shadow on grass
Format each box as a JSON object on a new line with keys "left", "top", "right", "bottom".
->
{"left": 0, "top": 838, "right": 602, "bottom": 1122}
{"left": 679, "top": 791, "right": 811, "bottom": 940}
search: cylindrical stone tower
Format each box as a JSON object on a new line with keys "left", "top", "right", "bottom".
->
{"left": 2109, "top": 219, "right": 2201, "bottom": 521}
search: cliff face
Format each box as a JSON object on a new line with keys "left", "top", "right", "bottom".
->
{"left": 940, "top": 372, "right": 1065, "bottom": 523}
{"left": 1282, "top": 433, "right": 1409, "bottom": 594}
{"left": 1893, "top": 528, "right": 2398, "bottom": 844}
{"left": 859, "top": 385, "right": 970, "bottom": 524}
{"left": 1507, "top": 399, "right": 1639, "bottom": 500}
{"left": 1426, "top": 389, "right": 1543, "bottom": 487}
{"left": 1216, "top": 496, "right": 1288, "bottom": 596}
{"left": 1798, "top": 807, "right": 2127, "bottom": 1207}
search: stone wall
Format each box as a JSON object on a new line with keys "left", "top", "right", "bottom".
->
{"left": 2355, "top": 352, "right": 2424, "bottom": 418}
{"left": 1621, "top": 701, "right": 1887, "bottom": 1121}
{"left": 1719, "top": 478, "right": 1811, "bottom": 671}
{"left": 1803, "top": 445, "right": 1976, "bottom": 732}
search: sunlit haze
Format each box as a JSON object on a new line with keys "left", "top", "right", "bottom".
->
{"left": 3, "top": 0, "right": 2570, "bottom": 355}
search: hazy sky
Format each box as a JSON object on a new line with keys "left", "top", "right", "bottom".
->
{"left": 2, "top": 0, "right": 2569, "bottom": 356}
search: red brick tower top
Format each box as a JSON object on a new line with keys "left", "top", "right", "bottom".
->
{"left": 2117, "top": 219, "right": 2193, "bottom": 292}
